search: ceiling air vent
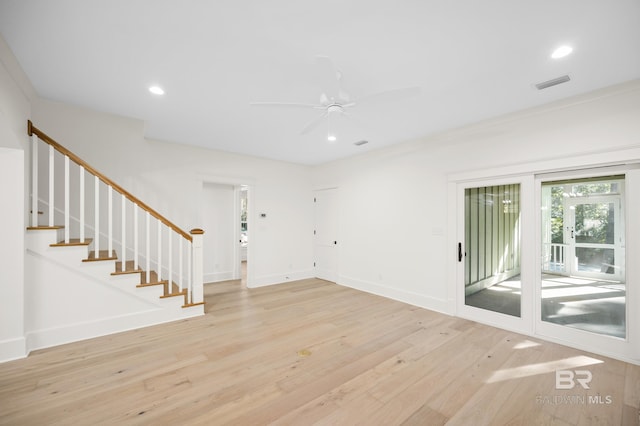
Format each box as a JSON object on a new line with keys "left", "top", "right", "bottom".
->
{"left": 354, "top": 140, "right": 369, "bottom": 146}
{"left": 536, "top": 75, "right": 571, "bottom": 90}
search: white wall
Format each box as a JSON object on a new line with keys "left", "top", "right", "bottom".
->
{"left": 311, "top": 80, "right": 640, "bottom": 314}
{"left": 31, "top": 98, "right": 315, "bottom": 288}
{"left": 0, "top": 148, "right": 25, "bottom": 360}
{"left": 202, "top": 182, "right": 236, "bottom": 282}
{"left": 0, "top": 34, "right": 34, "bottom": 361}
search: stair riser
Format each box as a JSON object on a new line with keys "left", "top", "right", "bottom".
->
{"left": 79, "top": 261, "right": 117, "bottom": 277}
{"left": 25, "top": 229, "right": 61, "bottom": 248}
{"left": 134, "top": 285, "right": 165, "bottom": 299}
{"left": 108, "top": 273, "right": 142, "bottom": 288}
{"left": 29, "top": 246, "right": 89, "bottom": 265}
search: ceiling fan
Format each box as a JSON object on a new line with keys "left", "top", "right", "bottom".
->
{"left": 250, "top": 56, "right": 421, "bottom": 142}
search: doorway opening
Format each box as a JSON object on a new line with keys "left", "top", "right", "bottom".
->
{"left": 201, "top": 181, "right": 251, "bottom": 287}
{"left": 239, "top": 185, "right": 249, "bottom": 286}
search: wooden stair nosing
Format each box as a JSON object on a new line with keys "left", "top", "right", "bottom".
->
{"left": 82, "top": 250, "right": 118, "bottom": 262}
{"left": 112, "top": 260, "right": 144, "bottom": 275}
{"left": 111, "top": 268, "right": 143, "bottom": 276}
{"left": 160, "top": 289, "right": 187, "bottom": 299}
{"left": 136, "top": 280, "right": 168, "bottom": 289}
{"left": 50, "top": 238, "right": 93, "bottom": 247}
{"left": 182, "top": 301, "right": 205, "bottom": 308}
{"left": 27, "top": 225, "right": 64, "bottom": 230}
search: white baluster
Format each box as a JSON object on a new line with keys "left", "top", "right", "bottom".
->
{"left": 179, "top": 237, "right": 183, "bottom": 291}
{"left": 79, "top": 166, "right": 85, "bottom": 242}
{"left": 133, "top": 205, "right": 138, "bottom": 270}
{"left": 31, "top": 134, "right": 38, "bottom": 227}
{"left": 64, "top": 156, "right": 70, "bottom": 243}
{"left": 121, "top": 194, "right": 126, "bottom": 271}
{"left": 168, "top": 230, "right": 173, "bottom": 293}
{"left": 48, "top": 145, "right": 54, "bottom": 227}
{"left": 146, "top": 211, "right": 150, "bottom": 283}
{"left": 94, "top": 176, "right": 100, "bottom": 258}
{"left": 108, "top": 186, "right": 113, "bottom": 257}
{"left": 157, "top": 219, "right": 162, "bottom": 281}
{"left": 188, "top": 240, "right": 192, "bottom": 303}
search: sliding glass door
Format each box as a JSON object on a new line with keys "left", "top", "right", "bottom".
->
{"left": 456, "top": 168, "right": 639, "bottom": 362}
{"left": 540, "top": 176, "right": 626, "bottom": 338}
{"left": 464, "top": 183, "right": 522, "bottom": 317}
{"left": 457, "top": 176, "right": 532, "bottom": 333}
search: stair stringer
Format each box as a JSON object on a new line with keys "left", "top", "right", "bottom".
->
{"left": 24, "top": 229, "right": 204, "bottom": 353}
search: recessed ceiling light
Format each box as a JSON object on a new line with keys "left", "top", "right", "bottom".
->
{"left": 327, "top": 134, "right": 337, "bottom": 142}
{"left": 551, "top": 45, "right": 573, "bottom": 59}
{"left": 149, "top": 85, "right": 165, "bottom": 95}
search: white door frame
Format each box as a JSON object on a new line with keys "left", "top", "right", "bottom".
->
{"left": 198, "top": 174, "right": 255, "bottom": 287}
{"left": 233, "top": 185, "right": 250, "bottom": 281}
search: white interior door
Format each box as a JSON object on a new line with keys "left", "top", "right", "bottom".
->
{"left": 314, "top": 188, "right": 338, "bottom": 282}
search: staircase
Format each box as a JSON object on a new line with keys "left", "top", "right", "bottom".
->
{"left": 25, "top": 121, "right": 205, "bottom": 351}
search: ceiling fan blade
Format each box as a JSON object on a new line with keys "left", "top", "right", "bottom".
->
{"left": 300, "top": 111, "right": 328, "bottom": 135}
{"left": 249, "top": 101, "right": 322, "bottom": 109}
{"left": 350, "top": 86, "right": 421, "bottom": 107}
{"left": 314, "top": 55, "right": 341, "bottom": 100}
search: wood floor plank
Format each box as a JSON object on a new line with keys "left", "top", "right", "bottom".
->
{"left": 1, "top": 278, "right": 639, "bottom": 425}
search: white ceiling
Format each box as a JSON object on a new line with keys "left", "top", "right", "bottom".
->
{"left": 1, "top": 0, "right": 639, "bottom": 165}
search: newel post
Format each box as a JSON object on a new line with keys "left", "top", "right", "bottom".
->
{"left": 190, "top": 228, "right": 205, "bottom": 304}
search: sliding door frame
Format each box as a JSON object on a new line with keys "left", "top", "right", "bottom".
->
{"left": 449, "top": 163, "right": 640, "bottom": 364}
{"left": 455, "top": 174, "right": 535, "bottom": 336}
{"left": 534, "top": 166, "right": 640, "bottom": 363}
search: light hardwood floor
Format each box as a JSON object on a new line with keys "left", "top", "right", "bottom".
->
{"left": 1, "top": 278, "right": 639, "bottom": 425}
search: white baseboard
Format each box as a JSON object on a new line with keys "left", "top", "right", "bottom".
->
{"left": 250, "top": 268, "right": 314, "bottom": 288}
{"left": 0, "top": 337, "right": 28, "bottom": 363}
{"left": 338, "top": 274, "right": 452, "bottom": 315}
{"left": 25, "top": 306, "right": 203, "bottom": 354}
{"left": 204, "top": 270, "right": 234, "bottom": 283}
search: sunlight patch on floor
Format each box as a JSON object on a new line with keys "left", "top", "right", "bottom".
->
{"left": 541, "top": 286, "right": 619, "bottom": 299}
{"left": 544, "top": 277, "right": 599, "bottom": 285}
{"left": 486, "top": 355, "right": 603, "bottom": 383}
{"left": 513, "top": 340, "right": 542, "bottom": 350}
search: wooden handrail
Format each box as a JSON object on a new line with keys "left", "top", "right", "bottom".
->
{"left": 28, "top": 120, "right": 192, "bottom": 242}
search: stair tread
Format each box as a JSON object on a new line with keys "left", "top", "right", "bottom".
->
{"left": 83, "top": 250, "right": 117, "bottom": 262}
{"left": 137, "top": 281, "right": 167, "bottom": 288}
{"left": 51, "top": 238, "right": 93, "bottom": 247}
{"left": 160, "top": 289, "right": 187, "bottom": 299}
{"left": 112, "top": 260, "right": 142, "bottom": 275}
{"left": 27, "top": 225, "right": 64, "bottom": 230}
{"left": 141, "top": 270, "right": 164, "bottom": 285}
{"left": 183, "top": 301, "right": 205, "bottom": 308}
